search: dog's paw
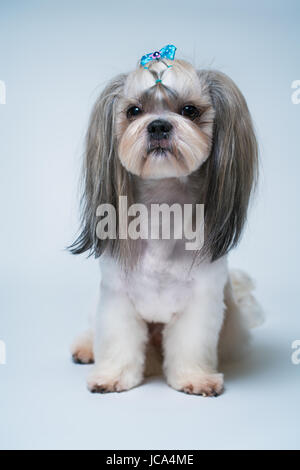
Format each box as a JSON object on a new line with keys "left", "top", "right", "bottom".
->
{"left": 72, "top": 349, "right": 94, "bottom": 365}
{"left": 87, "top": 366, "right": 143, "bottom": 393}
{"left": 168, "top": 371, "right": 224, "bottom": 397}
{"left": 71, "top": 330, "right": 94, "bottom": 364}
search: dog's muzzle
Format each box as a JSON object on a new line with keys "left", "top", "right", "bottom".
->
{"left": 147, "top": 119, "right": 173, "bottom": 153}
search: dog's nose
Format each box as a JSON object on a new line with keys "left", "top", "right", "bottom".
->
{"left": 147, "top": 119, "right": 173, "bottom": 140}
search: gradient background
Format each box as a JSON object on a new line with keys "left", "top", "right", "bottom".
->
{"left": 0, "top": 0, "right": 299, "bottom": 450}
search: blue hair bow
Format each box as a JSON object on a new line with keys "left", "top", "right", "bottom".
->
{"left": 140, "top": 45, "right": 177, "bottom": 67}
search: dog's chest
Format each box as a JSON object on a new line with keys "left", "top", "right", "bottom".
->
{"left": 126, "top": 243, "right": 194, "bottom": 323}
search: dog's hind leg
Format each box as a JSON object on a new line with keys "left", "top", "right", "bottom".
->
{"left": 71, "top": 329, "right": 94, "bottom": 364}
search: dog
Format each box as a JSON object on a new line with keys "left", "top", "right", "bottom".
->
{"left": 70, "top": 46, "right": 263, "bottom": 396}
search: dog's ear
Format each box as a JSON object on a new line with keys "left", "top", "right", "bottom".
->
{"left": 69, "top": 74, "right": 130, "bottom": 257}
{"left": 198, "top": 70, "right": 258, "bottom": 261}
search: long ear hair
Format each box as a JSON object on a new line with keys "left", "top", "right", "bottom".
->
{"left": 69, "top": 73, "right": 136, "bottom": 264}
{"left": 197, "top": 70, "right": 258, "bottom": 261}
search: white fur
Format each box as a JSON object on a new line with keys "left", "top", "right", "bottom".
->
{"left": 230, "top": 269, "right": 264, "bottom": 328}
{"left": 86, "top": 249, "right": 227, "bottom": 394}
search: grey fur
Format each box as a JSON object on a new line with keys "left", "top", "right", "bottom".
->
{"left": 69, "top": 73, "right": 136, "bottom": 265}
{"left": 197, "top": 70, "right": 258, "bottom": 260}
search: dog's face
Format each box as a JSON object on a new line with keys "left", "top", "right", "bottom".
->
{"left": 116, "top": 60, "right": 215, "bottom": 179}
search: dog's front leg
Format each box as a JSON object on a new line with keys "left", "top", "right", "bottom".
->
{"left": 163, "top": 277, "right": 225, "bottom": 397}
{"left": 87, "top": 285, "right": 147, "bottom": 393}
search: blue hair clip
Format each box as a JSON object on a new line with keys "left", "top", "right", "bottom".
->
{"left": 140, "top": 45, "right": 177, "bottom": 67}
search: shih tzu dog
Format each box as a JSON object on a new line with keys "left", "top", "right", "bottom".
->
{"left": 70, "top": 45, "right": 263, "bottom": 396}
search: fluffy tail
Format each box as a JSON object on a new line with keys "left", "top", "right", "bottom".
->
{"left": 219, "top": 269, "right": 264, "bottom": 364}
{"left": 229, "top": 269, "right": 264, "bottom": 329}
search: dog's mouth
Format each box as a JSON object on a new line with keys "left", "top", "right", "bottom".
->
{"left": 147, "top": 140, "right": 172, "bottom": 157}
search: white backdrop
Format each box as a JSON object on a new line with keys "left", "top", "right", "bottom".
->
{"left": 0, "top": 0, "right": 299, "bottom": 450}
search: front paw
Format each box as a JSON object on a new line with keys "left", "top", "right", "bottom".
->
{"left": 87, "top": 366, "right": 143, "bottom": 393}
{"left": 167, "top": 371, "right": 224, "bottom": 397}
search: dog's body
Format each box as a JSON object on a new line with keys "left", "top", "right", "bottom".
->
{"left": 70, "top": 52, "right": 262, "bottom": 395}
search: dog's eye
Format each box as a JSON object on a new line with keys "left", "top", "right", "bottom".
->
{"left": 127, "top": 106, "right": 142, "bottom": 119}
{"left": 181, "top": 105, "right": 199, "bottom": 120}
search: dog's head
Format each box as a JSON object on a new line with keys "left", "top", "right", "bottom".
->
{"left": 116, "top": 59, "right": 214, "bottom": 179}
{"left": 70, "top": 56, "right": 258, "bottom": 263}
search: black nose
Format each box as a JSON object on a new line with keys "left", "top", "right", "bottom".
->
{"left": 147, "top": 119, "right": 173, "bottom": 140}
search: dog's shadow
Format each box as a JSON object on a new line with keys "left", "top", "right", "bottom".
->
{"left": 220, "top": 330, "right": 281, "bottom": 384}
